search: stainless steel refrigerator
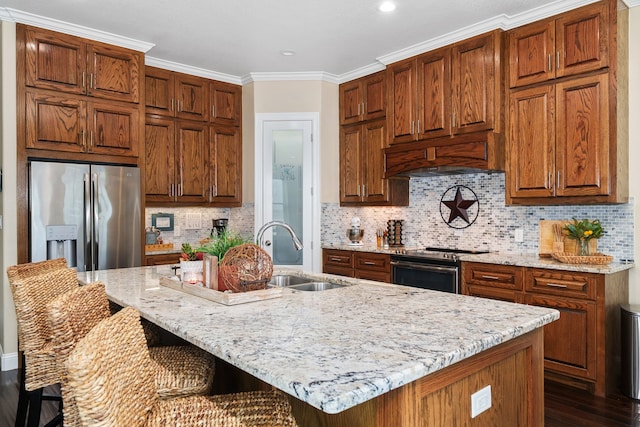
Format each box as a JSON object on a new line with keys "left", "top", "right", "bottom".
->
{"left": 29, "top": 161, "right": 141, "bottom": 272}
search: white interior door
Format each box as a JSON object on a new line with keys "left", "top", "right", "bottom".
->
{"left": 255, "top": 114, "right": 318, "bottom": 271}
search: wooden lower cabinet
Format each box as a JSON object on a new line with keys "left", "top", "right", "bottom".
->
{"left": 462, "top": 261, "right": 628, "bottom": 397}
{"left": 323, "top": 249, "right": 391, "bottom": 283}
{"left": 145, "top": 253, "right": 180, "bottom": 266}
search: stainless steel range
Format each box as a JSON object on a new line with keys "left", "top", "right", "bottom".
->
{"left": 391, "top": 247, "right": 490, "bottom": 293}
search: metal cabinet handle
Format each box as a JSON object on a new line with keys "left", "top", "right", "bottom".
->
{"left": 481, "top": 275, "right": 500, "bottom": 280}
{"left": 548, "top": 54, "right": 552, "bottom": 72}
{"left": 557, "top": 51, "right": 560, "bottom": 70}
{"left": 357, "top": 103, "right": 361, "bottom": 116}
{"left": 330, "top": 257, "right": 344, "bottom": 262}
{"left": 546, "top": 283, "right": 568, "bottom": 289}
{"left": 171, "top": 98, "right": 175, "bottom": 112}
{"left": 363, "top": 261, "right": 376, "bottom": 266}
{"left": 212, "top": 105, "right": 215, "bottom": 118}
{"left": 81, "top": 130, "right": 86, "bottom": 150}
{"left": 417, "top": 119, "right": 420, "bottom": 134}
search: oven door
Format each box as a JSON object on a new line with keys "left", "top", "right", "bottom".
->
{"left": 391, "top": 259, "right": 459, "bottom": 293}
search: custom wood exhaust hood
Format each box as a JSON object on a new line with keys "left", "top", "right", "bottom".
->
{"left": 384, "top": 131, "right": 505, "bottom": 177}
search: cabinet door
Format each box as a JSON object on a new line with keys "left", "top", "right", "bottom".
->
{"left": 508, "top": 85, "right": 555, "bottom": 199}
{"left": 508, "top": 20, "right": 556, "bottom": 88}
{"left": 362, "top": 72, "right": 386, "bottom": 122}
{"left": 145, "top": 117, "right": 176, "bottom": 203}
{"left": 418, "top": 47, "right": 451, "bottom": 139}
{"left": 208, "top": 125, "right": 242, "bottom": 206}
{"left": 340, "top": 124, "right": 364, "bottom": 203}
{"left": 210, "top": 81, "right": 242, "bottom": 126}
{"left": 87, "top": 101, "right": 139, "bottom": 157}
{"left": 362, "top": 119, "right": 388, "bottom": 203}
{"left": 175, "top": 74, "right": 209, "bottom": 121}
{"left": 23, "top": 26, "right": 86, "bottom": 95}
{"left": 145, "top": 66, "right": 176, "bottom": 117}
{"left": 86, "top": 43, "right": 141, "bottom": 103}
{"left": 339, "top": 80, "right": 362, "bottom": 125}
{"left": 323, "top": 249, "right": 354, "bottom": 277}
{"left": 451, "top": 31, "right": 497, "bottom": 134}
{"left": 525, "top": 293, "right": 597, "bottom": 381}
{"left": 25, "top": 91, "right": 86, "bottom": 153}
{"left": 388, "top": 59, "right": 418, "bottom": 144}
{"left": 175, "top": 121, "right": 208, "bottom": 203}
{"left": 555, "top": 2, "right": 608, "bottom": 79}
{"left": 555, "top": 73, "right": 609, "bottom": 197}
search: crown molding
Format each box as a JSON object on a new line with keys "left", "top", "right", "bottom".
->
{"left": 0, "top": 7, "right": 154, "bottom": 52}
{"left": 145, "top": 57, "right": 242, "bottom": 85}
{"left": 242, "top": 72, "right": 339, "bottom": 85}
{"left": 376, "top": 0, "right": 599, "bottom": 67}
{"left": 623, "top": 0, "right": 640, "bottom": 7}
{"left": 336, "top": 63, "right": 387, "bottom": 84}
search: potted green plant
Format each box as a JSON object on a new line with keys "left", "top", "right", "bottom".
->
{"left": 563, "top": 218, "right": 605, "bottom": 256}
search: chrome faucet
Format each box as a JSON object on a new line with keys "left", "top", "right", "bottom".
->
{"left": 256, "top": 221, "right": 303, "bottom": 251}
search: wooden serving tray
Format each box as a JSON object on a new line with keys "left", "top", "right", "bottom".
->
{"left": 145, "top": 243, "right": 175, "bottom": 253}
{"left": 159, "top": 276, "right": 283, "bottom": 305}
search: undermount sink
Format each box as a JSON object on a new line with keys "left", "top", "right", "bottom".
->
{"left": 288, "top": 282, "right": 347, "bottom": 292}
{"left": 269, "top": 275, "right": 312, "bottom": 287}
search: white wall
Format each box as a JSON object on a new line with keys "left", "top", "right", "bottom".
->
{"left": 0, "top": 21, "right": 19, "bottom": 370}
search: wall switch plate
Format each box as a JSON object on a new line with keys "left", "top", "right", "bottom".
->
{"left": 471, "top": 385, "right": 491, "bottom": 418}
{"left": 514, "top": 228, "right": 524, "bottom": 242}
{"left": 173, "top": 225, "right": 181, "bottom": 237}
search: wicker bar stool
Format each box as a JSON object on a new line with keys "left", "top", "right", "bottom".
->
{"left": 66, "top": 306, "right": 298, "bottom": 427}
{"left": 7, "top": 264, "right": 78, "bottom": 427}
{"left": 46, "top": 282, "right": 216, "bottom": 427}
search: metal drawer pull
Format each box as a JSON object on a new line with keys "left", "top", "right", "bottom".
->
{"left": 330, "top": 257, "right": 344, "bottom": 262}
{"left": 363, "top": 261, "right": 376, "bottom": 265}
{"left": 546, "top": 283, "right": 568, "bottom": 288}
{"left": 481, "top": 275, "right": 500, "bottom": 280}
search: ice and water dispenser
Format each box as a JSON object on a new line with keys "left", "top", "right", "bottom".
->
{"left": 46, "top": 225, "right": 77, "bottom": 267}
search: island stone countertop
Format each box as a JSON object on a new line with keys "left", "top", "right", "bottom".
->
{"left": 78, "top": 266, "right": 558, "bottom": 414}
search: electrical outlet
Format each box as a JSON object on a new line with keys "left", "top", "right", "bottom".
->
{"left": 514, "top": 228, "right": 524, "bottom": 242}
{"left": 174, "top": 225, "right": 181, "bottom": 237}
{"left": 471, "top": 385, "right": 492, "bottom": 418}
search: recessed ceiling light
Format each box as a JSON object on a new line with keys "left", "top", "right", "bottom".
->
{"left": 379, "top": 1, "right": 396, "bottom": 12}
{"left": 280, "top": 50, "right": 296, "bottom": 56}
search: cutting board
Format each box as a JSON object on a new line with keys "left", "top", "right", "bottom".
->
{"left": 538, "top": 220, "right": 597, "bottom": 257}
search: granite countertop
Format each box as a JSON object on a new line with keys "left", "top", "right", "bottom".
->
{"left": 78, "top": 266, "right": 558, "bottom": 414}
{"left": 460, "top": 252, "right": 635, "bottom": 274}
{"left": 323, "top": 244, "right": 635, "bottom": 275}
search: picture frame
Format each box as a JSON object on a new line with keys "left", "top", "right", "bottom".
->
{"left": 152, "top": 213, "right": 174, "bottom": 231}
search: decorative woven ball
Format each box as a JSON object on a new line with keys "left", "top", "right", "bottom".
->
{"left": 219, "top": 243, "right": 273, "bottom": 292}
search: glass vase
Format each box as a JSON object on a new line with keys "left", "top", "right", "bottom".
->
{"left": 578, "top": 239, "right": 591, "bottom": 257}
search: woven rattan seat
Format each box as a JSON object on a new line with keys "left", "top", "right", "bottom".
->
{"left": 66, "top": 306, "right": 298, "bottom": 427}
{"left": 46, "top": 282, "right": 216, "bottom": 426}
{"left": 7, "top": 262, "right": 76, "bottom": 427}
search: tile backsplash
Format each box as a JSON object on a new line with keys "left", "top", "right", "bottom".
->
{"left": 321, "top": 173, "right": 635, "bottom": 262}
{"left": 147, "top": 173, "right": 634, "bottom": 263}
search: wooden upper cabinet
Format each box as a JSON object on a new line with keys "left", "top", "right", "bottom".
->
{"left": 339, "top": 71, "right": 386, "bottom": 125}
{"left": 340, "top": 119, "right": 408, "bottom": 206}
{"left": 23, "top": 25, "right": 142, "bottom": 103}
{"left": 508, "top": 73, "right": 610, "bottom": 201}
{"left": 208, "top": 125, "right": 242, "bottom": 206}
{"left": 145, "top": 116, "right": 176, "bottom": 204}
{"left": 508, "top": 1, "right": 608, "bottom": 88}
{"left": 175, "top": 74, "right": 209, "bottom": 122}
{"left": 388, "top": 59, "right": 418, "bottom": 144}
{"left": 451, "top": 31, "right": 499, "bottom": 135}
{"left": 176, "top": 120, "right": 208, "bottom": 204}
{"left": 417, "top": 47, "right": 451, "bottom": 139}
{"left": 388, "top": 30, "right": 501, "bottom": 145}
{"left": 26, "top": 89, "right": 139, "bottom": 157}
{"left": 145, "top": 66, "right": 176, "bottom": 116}
{"left": 210, "top": 81, "right": 242, "bottom": 126}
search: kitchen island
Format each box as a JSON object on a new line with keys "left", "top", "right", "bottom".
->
{"left": 78, "top": 266, "right": 558, "bottom": 426}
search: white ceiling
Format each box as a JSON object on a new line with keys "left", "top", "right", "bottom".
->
{"left": 0, "top": 0, "right": 636, "bottom": 84}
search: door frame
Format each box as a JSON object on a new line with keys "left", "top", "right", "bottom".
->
{"left": 254, "top": 112, "right": 321, "bottom": 273}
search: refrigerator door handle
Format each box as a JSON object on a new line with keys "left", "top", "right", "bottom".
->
{"left": 83, "top": 173, "right": 92, "bottom": 271}
{"left": 91, "top": 173, "right": 99, "bottom": 271}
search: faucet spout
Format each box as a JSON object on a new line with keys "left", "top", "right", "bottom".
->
{"left": 256, "top": 221, "right": 303, "bottom": 251}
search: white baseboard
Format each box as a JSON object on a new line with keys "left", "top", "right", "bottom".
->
{"left": 1, "top": 351, "right": 19, "bottom": 371}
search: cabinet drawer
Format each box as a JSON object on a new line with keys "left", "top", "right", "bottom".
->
{"left": 323, "top": 249, "right": 354, "bottom": 268}
{"left": 356, "top": 269, "right": 390, "bottom": 283}
{"left": 355, "top": 252, "right": 390, "bottom": 272}
{"left": 462, "top": 262, "right": 524, "bottom": 291}
{"left": 525, "top": 268, "right": 596, "bottom": 300}
{"left": 466, "top": 285, "right": 523, "bottom": 304}
{"left": 146, "top": 253, "right": 179, "bottom": 266}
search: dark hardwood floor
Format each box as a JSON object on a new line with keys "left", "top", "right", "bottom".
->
{"left": 1, "top": 367, "right": 639, "bottom": 426}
